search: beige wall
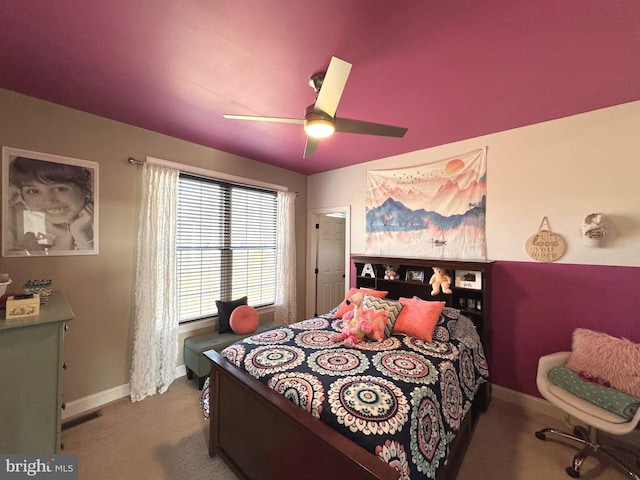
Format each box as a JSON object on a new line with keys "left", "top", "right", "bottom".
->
{"left": 308, "top": 101, "right": 640, "bottom": 267}
{"left": 0, "top": 88, "right": 308, "bottom": 403}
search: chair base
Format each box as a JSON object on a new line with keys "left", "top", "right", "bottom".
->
{"left": 535, "top": 426, "right": 640, "bottom": 479}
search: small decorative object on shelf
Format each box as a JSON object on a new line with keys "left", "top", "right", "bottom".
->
{"left": 361, "top": 263, "right": 376, "bottom": 278}
{"left": 6, "top": 294, "right": 40, "bottom": 319}
{"left": 406, "top": 269, "right": 424, "bottom": 282}
{"left": 23, "top": 279, "right": 53, "bottom": 304}
{"left": 455, "top": 270, "right": 482, "bottom": 290}
{"left": 429, "top": 267, "right": 452, "bottom": 295}
{"left": 384, "top": 264, "right": 399, "bottom": 280}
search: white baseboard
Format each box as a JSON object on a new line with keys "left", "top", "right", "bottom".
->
{"left": 492, "top": 383, "right": 563, "bottom": 421}
{"left": 62, "top": 364, "right": 188, "bottom": 421}
{"left": 62, "top": 383, "right": 130, "bottom": 421}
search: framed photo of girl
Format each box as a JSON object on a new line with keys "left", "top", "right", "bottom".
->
{"left": 2, "top": 147, "right": 98, "bottom": 257}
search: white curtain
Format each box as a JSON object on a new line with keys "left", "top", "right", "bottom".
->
{"left": 274, "top": 191, "right": 296, "bottom": 325}
{"left": 130, "top": 163, "right": 179, "bottom": 402}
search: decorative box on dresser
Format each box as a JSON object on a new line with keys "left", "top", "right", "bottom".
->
{"left": 0, "top": 292, "right": 74, "bottom": 453}
{"left": 351, "top": 255, "right": 493, "bottom": 373}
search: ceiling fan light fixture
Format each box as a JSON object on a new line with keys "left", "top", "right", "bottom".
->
{"left": 304, "top": 106, "right": 335, "bottom": 138}
{"left": 304, "top": 118, "right": 335, "bottom": 138}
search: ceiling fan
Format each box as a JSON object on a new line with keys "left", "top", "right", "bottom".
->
{"left": 223, "top": 56, "right": 408, "bottom": 158}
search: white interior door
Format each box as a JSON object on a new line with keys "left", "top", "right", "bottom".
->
{"left": 315, "top": 214, "right": 346, "bottom": 315}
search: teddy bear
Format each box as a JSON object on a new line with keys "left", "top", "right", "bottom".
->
{"left": 429, "top": 267, "right": 452, "bottom": 295}
{"left": 384, "top": 264, "right": 399, "bottom": 280}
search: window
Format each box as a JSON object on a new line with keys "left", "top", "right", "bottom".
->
{"left": 176, "top": 174, "right": 277, "bottom": 323}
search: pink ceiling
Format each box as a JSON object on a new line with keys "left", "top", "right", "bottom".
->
{"left": 1, "top": 1, "right": 639, "bottom": 175}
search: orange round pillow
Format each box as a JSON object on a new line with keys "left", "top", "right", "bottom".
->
{"left": 229, "top": 305, "right": 259, "bottom": 334}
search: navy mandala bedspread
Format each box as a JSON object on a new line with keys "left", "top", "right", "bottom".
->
{"left": 203, "top": 307, "right": 488, "bottom": 480}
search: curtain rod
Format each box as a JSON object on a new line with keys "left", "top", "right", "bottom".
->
{"left": 126, "top": 157, "right": 297, "bottom": 195}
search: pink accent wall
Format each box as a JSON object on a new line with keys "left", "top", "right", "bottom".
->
{"left": 490, "top": 261, "right": 640, "bottom": 397}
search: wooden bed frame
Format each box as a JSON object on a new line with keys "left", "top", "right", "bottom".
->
{"left": 205, "top": 255, "right": 492, "bottom": 479}
{"left": 205, "top": 349, "right": 489, "bottom": 480}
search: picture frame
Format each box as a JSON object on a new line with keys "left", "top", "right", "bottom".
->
{"left": 454, "top": 269, "right": 482, "bottom": 290}
{"left": 2, "top": 147, "right": 99, "bottom": 257}
{"left": 405, "top": 269, "right": 424, "bottom": 282}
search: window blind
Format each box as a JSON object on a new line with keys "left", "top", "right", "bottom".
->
{"left": 176, "top": 174, "right": 277, "bottom": 323}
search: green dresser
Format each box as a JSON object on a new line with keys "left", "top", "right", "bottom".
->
{"left": 0, "top": 292, "right": 74, "bottom": 453}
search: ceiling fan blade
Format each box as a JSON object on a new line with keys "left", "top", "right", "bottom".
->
{"left": 303, "top": 136, "right": 320, "bottom": 158}
{"left": 335, "top": 117, "right": 408, "bottom": 137}
{"left": 314, "top": 56, "right": 352, "bottom": 117}
{"left": 223, "top": 114, "right": 304, "bottom": 125}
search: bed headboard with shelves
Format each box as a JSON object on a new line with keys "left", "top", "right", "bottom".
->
{"left": 351, "top": 255, "right": 493, "bottom": 366}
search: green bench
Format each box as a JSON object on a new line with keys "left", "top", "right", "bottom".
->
{"left": 183, "top": 320, "right": 277, "bottom": 389}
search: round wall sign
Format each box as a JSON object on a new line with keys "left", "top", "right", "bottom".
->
{"left": 525, "top": 217, "right": 566, "bottom": 262}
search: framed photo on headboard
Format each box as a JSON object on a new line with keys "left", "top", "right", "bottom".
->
{"left": 406, "top": 269, "right": 424, "bottom": 282}
{"left": 454, "top": 270, "right": 482, "bottom": 290}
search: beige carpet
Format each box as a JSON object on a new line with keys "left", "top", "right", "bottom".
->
{"left": 458, "top": 395, "right": 631, "bottom": 480}
{"left": 63, "top": 377, "right": 633, "bottom": 479}
{"left": 63, "top": 377, "right": 236, "bottom": 480}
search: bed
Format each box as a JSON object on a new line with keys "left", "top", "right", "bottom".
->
{"left": 201, "top": 297, "right": 490, "bottom": 480}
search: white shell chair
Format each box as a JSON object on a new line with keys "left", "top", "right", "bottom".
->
{"left": 536, "top": 352, "right": 640, "bottom": 479}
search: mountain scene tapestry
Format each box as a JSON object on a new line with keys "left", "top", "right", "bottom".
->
{"left": 365, "top": 148, "right": 487, "bottom": 260}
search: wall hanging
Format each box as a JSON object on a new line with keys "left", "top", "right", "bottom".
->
{"left": 2, "top": 147, "right": 98, "bottom": 256}
{"left": 525, "top": 217, "right": 566, "bottom": 262}
{"left": 365, "top": 148, "right": 487, "bottom": 259}
{"left": 581, "top": 213, "right": 607, "bottom": 247}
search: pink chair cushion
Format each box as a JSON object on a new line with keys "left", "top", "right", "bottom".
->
{"left": 229, "top": 305, "right": 259, "bottom": 334}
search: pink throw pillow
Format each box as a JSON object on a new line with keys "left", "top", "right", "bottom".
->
{"left": 392, "top": 297, "right": 445, "bottom": 343}
{"left": 334, "top": 288, "right": 388, "bottom": 318}
{"left": 565, "top": 328, "right": 640, "bottom": 398}
{"left": 229, "top": 305, "right": 259, "bottom": 334}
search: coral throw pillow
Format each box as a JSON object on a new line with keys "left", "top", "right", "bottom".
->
{"left": 334, "top": 288, "right": 388, "bottom": 318}
{"left": 229, "top": 305, "right": 259, "bottom": 334}
{"left": 565, "top": 328, "right": 640, "bottom": 398}
{"left": 392, "top": 297, "right": 445, "bottom": 343}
